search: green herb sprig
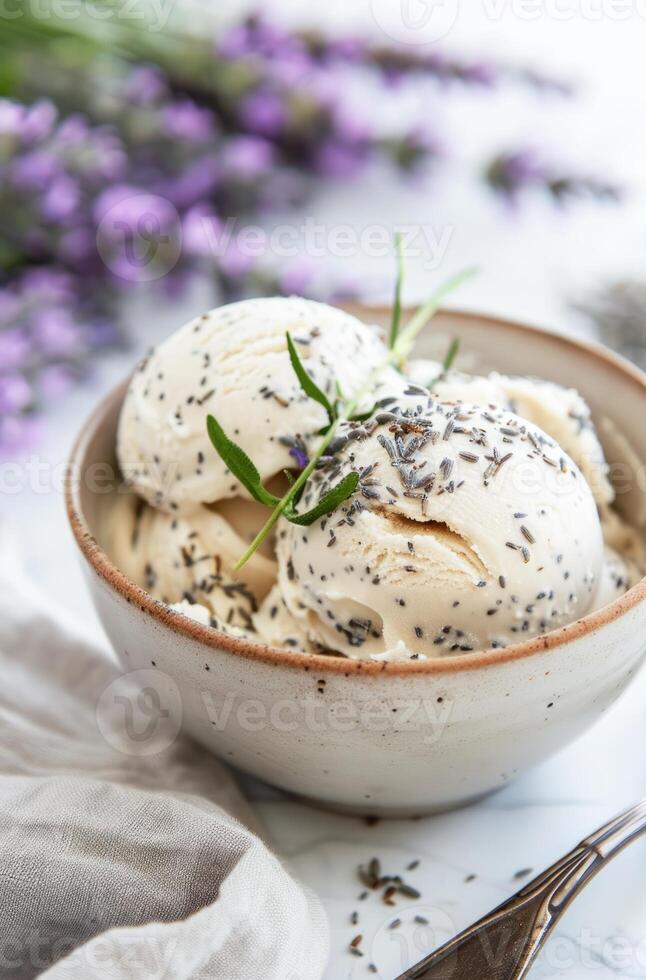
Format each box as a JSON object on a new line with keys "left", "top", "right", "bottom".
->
{"left": 442, "top": 337, "right": 461, "bottom": 372}
{"left": 207, "top": 258, "right": 476, "bottom": 569}
{"left": 285, "top": 332, "right": 336, "bottom": 428}
{"left": 388, "top": 231, "right": 405, "bottom": 352}
{"left": 423, "top": 335, "right": 462, "bottom": 392}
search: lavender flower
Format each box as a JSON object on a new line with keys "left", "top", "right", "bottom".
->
{"left": 278, "top": 257, "right": 317, "bottom": 296}
{"left": 222, "top": 136, "right": 275, "bottom": 177}
{"left": 0, "top": 374, "right": 32, "bottom": 414}
{"left": 161, "top": 101, "right": 216, "bottom": 142}
{"left": 315, "top": 141, "right": 368, "bottom": 179}
{"left": 239, "top": 89, "right": 287, "bottom": 138}
{"left": 0, "top": 268, "right": 102, "bottom": 456}
{"left": 288, "top": 445, "right": 310, "bottom": 470}
{"left": 0, "top": 415, "right": 42, "bottom": 457}
{"left": 182, "top": 204, "right": 222, "bottom": 259}
{"left": 0, "top": 328, "right": 30, "bottom": 370}
{"left": 0, "top": 9, "right": 619, "bottom": 455}
{"left": 219, "top": 12, "right": 572, "bottom": 94}
{"left": 486, "top": 149, "right": 620, "bottom": 204}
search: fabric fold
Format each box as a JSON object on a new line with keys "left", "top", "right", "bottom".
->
{"left": 0, "top": 558, "right": 328, "bottom": 979}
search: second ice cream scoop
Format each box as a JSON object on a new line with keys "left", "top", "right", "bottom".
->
{"left": 277, "top": 396, "right": 604, "bottom": 659}
{"left": 117, "top": 297, "right": 386, "bottom": 514}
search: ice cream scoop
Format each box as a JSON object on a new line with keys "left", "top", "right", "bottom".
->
{"left": 409, "top": 360, "right": 613, "bottom": 506}
{"left": 105, "top": 492, "right": 275, "bottom": 631}
{"left": 253, "top": 584, "right": 313, "bottom": 652}
{"left": 117, "top": 297, "right": 387, "bottom": 514}
{"left": 169, "top": 599, "right": 217, "bottom": 627}
{"left": 277, "top": 396, "right": 604, "bottom": 659}
{"left": 591, "top": 545, "right": 637, "bottom": 612}
{"left": 494, "top": 374, "right": 614, "bottom": 506}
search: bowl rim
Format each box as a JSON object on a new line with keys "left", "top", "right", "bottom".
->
{"left": 65, "top": 306, "right": 646, "bottom": 677}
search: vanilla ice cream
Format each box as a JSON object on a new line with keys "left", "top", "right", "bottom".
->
{"left": 169, "top": 599, "right": 217, "bottom": 627}
{"left": 118, "top": 297, "right": 387, "bottom": 513}
{"left": 591, "top": 546, "right": 637, "bottom": 612}
{"left": 277, "top": 397, "right": 604, "bottom": 659}
{"left": 253, "top": 584, "right": 314, "bottom": 652}
{"left": 108, "top": 294, "right": 641, "bottom": 660}
{"left": 494, "top": 374, "right": 614, "bottom": 506}
{"left": 106, "top": 492, "right": 275, "bottom": 630}
{"left": 409, "top": 360, "right": 613, "bottom": 506}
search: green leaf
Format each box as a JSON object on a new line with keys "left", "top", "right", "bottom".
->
{"left": 388, "top": 232, "right": 405, "bottom": 350}
{"left": 428, "top": 338, "right": 460, "bottom": 392}
{"left": 442, "top": 337, "right": 460, "bottom": 372}
{"left": 395, "top": 267, "right": 478, "bottom": 363}
{"left": 285, "top": 472, "right": 359, "bottom": 526}
{"left": 206, "top": 415, "right": 279, "bottom": 507}
{"left": 349, "top": 404, "right": 377, "bottom": 423}
{"left": 286, "top": 332, "right": 335, "bottom": 423}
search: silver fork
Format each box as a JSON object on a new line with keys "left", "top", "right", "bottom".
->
{"left": 398, "top": 799, "right": 646, "bottom": 980}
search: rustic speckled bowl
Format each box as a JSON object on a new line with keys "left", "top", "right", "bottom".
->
{"left": 66, "top": 308, "right": 646, "bottom": 815}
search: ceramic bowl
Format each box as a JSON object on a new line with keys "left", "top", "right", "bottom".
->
{"left": 66, "top": 308, "right": 646, "bottom": 816}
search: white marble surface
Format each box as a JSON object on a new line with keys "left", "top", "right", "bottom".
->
{"left": 256, "top": 672, "right": 646, "bottom": 979}
{"left": 6, "top": 5, "right": 646, "bottom": 975}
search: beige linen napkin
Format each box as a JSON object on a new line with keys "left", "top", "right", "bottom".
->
{"left": 0, "top": 557, "right": 328, "bottom": 979}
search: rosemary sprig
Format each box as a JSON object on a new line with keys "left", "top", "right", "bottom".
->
{"left": 420, "top": 335, "right": 463, "bottom": 393}
{"left": 285, "top": 332, "right": 336, "bottom": 426}
{"left": 388, "top": 232, "right": 405, "bottom": 351}
{"left": 442, "top": 337, "right": 461, "bottom": 372}
{"left": 207, "top": 264, "right": 476, "bottom": 569}
{"left": 206, "top": 415, "right": 280, "bottom": 508}
{"left": 426, "top": 335, "right": 462, "bottom": 392}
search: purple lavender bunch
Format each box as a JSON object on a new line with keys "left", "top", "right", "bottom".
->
{"left": 0, "top": 87, "right": 328, "bottom": 455}
{"left": 90, "top": 68, "right": 325, "bottom": 299}
{"left": 213, "top": 22, "right": 436, "bottom": 178}
{"left": 0, "top": 99, "right": 126, "bottom": 272}
{"left": 0, "top": 99, "right": 127, "bottom": 454}
{"left": 0, "top": 267, "right": 118, "bottom": 455}
{"left": 486, "top": 149, "right": 621, "bottom": 205}
{"left": 219, "top": 13, "right": 572, "bottom": 95}
{"left": 0, "top": 10, "right": 621, "bottom": 455}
